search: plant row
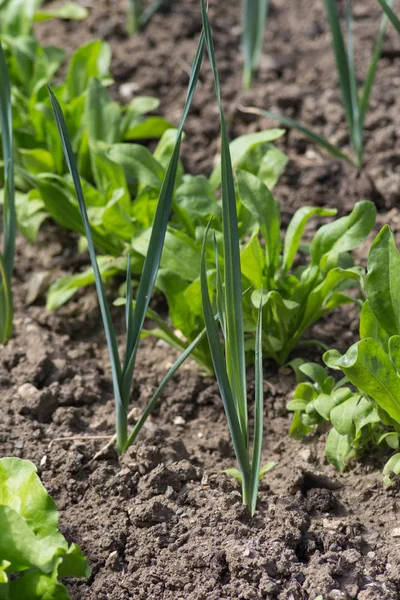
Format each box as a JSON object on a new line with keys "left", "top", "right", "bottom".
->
{"left": 2, "top": 1, "right": 400, "bottom": 595}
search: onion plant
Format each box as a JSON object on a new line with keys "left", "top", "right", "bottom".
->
{"left": 200, "top": 0, "right": 270, "bottom": 516}
{"left": 49, "top": 30, "right": 205, "bottom": 455}
{"left": 250, "top": 0, "right": 392, "bottom": 168}
{"left": 378, "top": 0, "right": 400, "bottom": 35}
{"left": 126, "top": 0, "right": 169, "bottom": 35}
{"left": 0, "top": 41, "right": 16, "bottom": 345}
{"left": 242, "top": 0, "right": 269, "bottom": 89}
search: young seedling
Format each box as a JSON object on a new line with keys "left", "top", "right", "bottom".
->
{"left": 290, "top": 226, "right": 400, "bottom": 476}
{"left": 237, "top": 177, "right": 376, "bottom": 365}
{"left": 244, "top": 0, "right": 393, "bottom": 167}
{"left": 126, "top": 0, "right": 170, "bottom": 35}
{"left": 0, "top": 41, "right": 16, "bottom": 345}
{"left": 200, "top": 0, "right": 272, "bottom": 516}
{"left": 49, "top": 29, "right": 205, "bottom": 454}
{"left": 242, "top": 0, "right": 269, "bottom": 89}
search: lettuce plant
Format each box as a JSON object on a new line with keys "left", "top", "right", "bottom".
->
{"left": 0, "top": 0, "right": 87, "bottom": 36}
{"left": 0, "top": 457, "right": 90, "bottom": 599}
{"left": 290, "top": 226, "right": 400, "bottom": 476}
{"left": 0, "top": 34, "right": 172, "bottom": 242}
{"left": 238, "top": 175, "right": 376, "bottom": 364}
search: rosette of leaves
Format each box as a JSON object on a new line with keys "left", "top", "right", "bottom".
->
{"left": 289, "top": 226, "right": 400, "bottom": 477}
{"left": 0, "top": 457, "right": 90, "bottom": 599}
{"left": 288, "top": 361, "right": 389, "bottom": 471}
{"left": 0, "top": 34, "right": 172, "bottom": 242}
{"left": 237, "top": 172, "right": 376, "bottom": 365}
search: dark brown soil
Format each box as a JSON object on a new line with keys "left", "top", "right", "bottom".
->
{"left": 1, "top": 0, "right": 400, "bottom": 598}
{"left": 37, "top": 0, "right": 400, "bottom": 210}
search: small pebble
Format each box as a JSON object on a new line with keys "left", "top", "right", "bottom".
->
{"left": 119, "top": 82, "right": 139, "bottom": 100}
{"left": 391, "top": 527, "right": 400, "bottom": 537}
{"left": 173, "top": 416, "right": 186, "bottom": 426}
{"left": 105, "top": 550, "right": 120, "bottom": 570}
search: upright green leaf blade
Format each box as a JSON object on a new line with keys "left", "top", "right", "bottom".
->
{"left": 344, "top": 0, "right": 362, "bottom": 163}
{"left": 200, "top": 224, "right": 251, "bottom": 479}
{"left": 242, "top": 0, "right": 269, "bottom": 89}
{"left": 283, "top": 206, "right": 337, "bottom": 272}
{"left": 0, "top": 40, "right": 15, "bottom": 344}
{"left": 366, "top": 226, "right": 400, "bottom": 337}
{"left": 310, "top": 201, "right": 376, "bottom": 265}
{"left": 48, "top": 87, "right": 125, "bottom": 449}
{"left": 119, "top": 30, "right": 206, "bottom": 420}
{"left": 202, "top": 2, "right": 248, "bottom": 440}
{"left": 237, "top": 169, "right": 280, "bottom": 275}
{"left": 324, "top": 0, "right": 355, "bottom": 132}
{"left": 377, "top": 0, "right": 400, "bottom": 35}
{"left": 0, "top": 41, "right": 15, "bottom": 280}
{"left": 250, "top": 295, "right": 264, "bottom": 516}
{"left": 359, "top": 1, "right": 392, "bottom": 128}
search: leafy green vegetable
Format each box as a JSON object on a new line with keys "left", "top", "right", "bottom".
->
{"left": 246, "top": 0, "right": 393, "bottom": 167}
{"left": 238, "top": 175, "right": 375, "bottom": 364}
{"left": 290, "top": 226, "right": 400, "bottom": 474}
{"left": 0, "top": 30, "right": 172, "bottom": 242}
{"left": 43, "top": 130, "right": 285, "bottom": 370}
{"left": 288, "top": 360, "right": 387, "bottom": 471}
{"left": 209, "top": 129, "right": 286, "bottom": 191}
{"left": 0, "top": 457, "right": 90, "bottom": 599}
{"left": 0, "top": 0, "right": 87, "bottom": 36}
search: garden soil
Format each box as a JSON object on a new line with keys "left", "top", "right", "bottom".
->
{"left": 1, "top": 0, "right": 400, "bottom": 598}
